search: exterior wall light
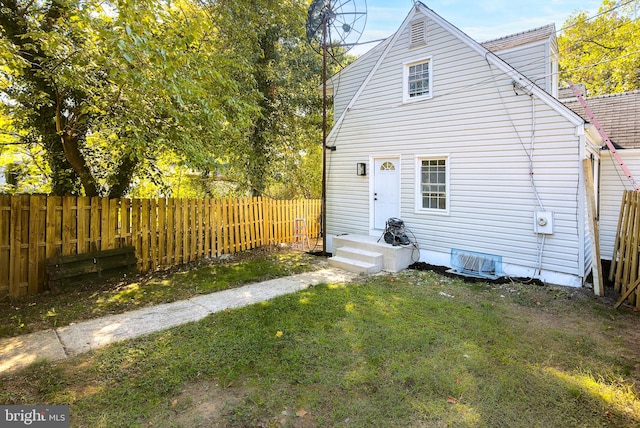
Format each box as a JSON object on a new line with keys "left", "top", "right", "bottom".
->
{"left": 357, "top": 162, "right": 367, "bottom": 176}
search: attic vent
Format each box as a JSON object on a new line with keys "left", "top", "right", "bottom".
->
{"left": 409, "top": 20, "right": 427, "bottom": 47}
{"left": 449, "top": 249, "right": 502, "bottom": 280}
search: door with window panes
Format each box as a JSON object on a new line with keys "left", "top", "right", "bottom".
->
{"left": 374, "top": 158, "right": 400, "bottom": 229}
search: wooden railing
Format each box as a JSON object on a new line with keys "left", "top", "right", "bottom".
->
{"left": 0, "top": 195, "right": 321, "bottom": 298}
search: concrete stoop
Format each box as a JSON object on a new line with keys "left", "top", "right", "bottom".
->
{"left": 328, "top": 246, "right": 383, "bottom": 274}
{"left": 328, "top": 234, "right": 414, "bottom": 274}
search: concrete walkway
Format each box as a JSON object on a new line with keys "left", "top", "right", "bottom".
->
{"left": 0, "top": 268, "right": 356, "bottom": 375}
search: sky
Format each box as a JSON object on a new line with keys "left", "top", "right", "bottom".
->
{"left": 349, "top": 0, "right": 603, "bottom": 55}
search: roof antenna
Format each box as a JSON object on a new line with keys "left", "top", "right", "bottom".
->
{"left": 306, "top": 0, "right": 368, "bottom": 255}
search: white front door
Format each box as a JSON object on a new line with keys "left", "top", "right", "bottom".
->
{"left": 374, "top": 158, "right": 400, "bottom": 229}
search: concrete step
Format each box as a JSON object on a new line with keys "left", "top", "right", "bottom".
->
{"left": 328, "top": 256, "right": 382, "bottom": 274}
{"left": 334, "top": 246, "right": 383, "bottom": 266}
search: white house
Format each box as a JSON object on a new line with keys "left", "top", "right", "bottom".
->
{"left": 324, "top": 2, "right": 601, "bottom": 287}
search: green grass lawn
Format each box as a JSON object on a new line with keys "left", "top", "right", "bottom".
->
{"left": 1, "top": 262, "right": 639, "bottom": 427}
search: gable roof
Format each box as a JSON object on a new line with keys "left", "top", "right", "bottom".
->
{"left": 562, "top": 91, "right": 640, "bottom": 149}
{"left": 327, "top": 1, "right": 584, "bottom": 142}
{"left": 328, "top": 21, "right": 556, "bottom": 88}
{"left": 481, "top": 24, "right": 556, "bottom": 52}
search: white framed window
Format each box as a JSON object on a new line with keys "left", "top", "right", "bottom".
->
{"left": 416, "top": 155, "right": 449, "bottom": 212}
{"left": 403, "top": 57, "right": 432, "bottom": 103}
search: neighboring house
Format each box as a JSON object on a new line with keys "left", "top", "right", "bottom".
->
{"left": 561, "top": 90, "right": 640, "bottom": 262}
{"left": 324, "top": 2, "right": 601, "bottom": 287}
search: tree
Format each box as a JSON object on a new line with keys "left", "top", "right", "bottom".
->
{"left": 206, "top": 0, "right": 326, "bottom": 198}
{"left": 0, "top": 0, "right": 256, "bottom": 196}
{"left": 559, "top": 0, "right": 640, "bottom": 95}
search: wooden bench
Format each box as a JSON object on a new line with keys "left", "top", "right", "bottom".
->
{"left": 46, "top": 246, "right": 138, "bottom": 291}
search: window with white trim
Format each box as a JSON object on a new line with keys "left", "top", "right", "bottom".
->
{"left": 419, "top": 157, "right": 448, "bottom": 211}
{"left": 403, "top": 58, "right": 432, "bottom": 102}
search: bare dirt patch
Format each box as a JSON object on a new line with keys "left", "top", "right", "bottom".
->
{"left": 154, "top": 380, "right": 319, "bottom": 428}
{"left": 152, "top": 381, "right": 248, "bottom": 427}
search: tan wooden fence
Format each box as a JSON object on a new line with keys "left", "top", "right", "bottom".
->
{"left": 610, "top": 190, "right": 640, "bottom": 308}
{"left": 0, "top": 195, "right": 321, "bottom": 298}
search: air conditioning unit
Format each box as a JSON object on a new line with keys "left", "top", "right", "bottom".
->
{"left": 450, "top": 249, "right": 502, "bottom": 280}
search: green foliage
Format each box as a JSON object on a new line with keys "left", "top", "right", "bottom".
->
{"left": 559, "top": 0, "right": 640, "bottom": 95}
{"left": 206, "top": 0, "right": 326, "bottom": 198}
{"left": 1, "top": 0, "right": 327, "bottom": 198}
{"left": 0, "top": 112, "right": 50, "bottom": 193}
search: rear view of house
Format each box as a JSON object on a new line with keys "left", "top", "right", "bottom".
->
{"left": 325, "top": 2, "right": 599, "bottom": 287}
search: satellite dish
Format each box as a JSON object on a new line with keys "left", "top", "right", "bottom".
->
{"left": 305, "top": 0, "right": 367, "bottom": 54}
{"left": 305, "top": 0, "right": 367, "bottom": 255}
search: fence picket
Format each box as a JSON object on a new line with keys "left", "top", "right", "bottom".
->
{"left": 232, "top": 199, "right": 239, "bottom": 253}
{"left": 166, "top": 199, "right": 175, "bottom": 267}
{"left": 100, "top": 198, "right": 110, "bottom": 250}
{"left": 141, "top": 199, "right": 150, "bottom": 272}
{"left": 0, "top": 195, "right": 11, "bottom": 296}
{"left": 190, "top": 199, "right": 197, "bottom": 261}
{"left": 204, "top": 199, "right": 211, "bottom": 258}
{"left": 121, "top": 198, "right": 131, "bottom": 248}
{"left": 215, "top": 198, "right": 223, "bottom": 256}
{"left": 77, "top": 197, "right": 88, "bottom": 254}
{"left": 9, "top": 196, "right": 19, "bottom": 296}
{"left": 89, "top": 197, "right": 99, "bottom": 250}
{"left": 61, "top": 196, "right": 74, "bottom": 255}
{"left": 109, "top": 199, "right": 119, "bottom": 248}
{"left": 222, "top": 198, "right": 230, "bottom": 254}
{"left": 28, "top": 196, "right": 43, "bottom": 294}
{"left": 150, "top": 198, "right": 158, "bottom": 271}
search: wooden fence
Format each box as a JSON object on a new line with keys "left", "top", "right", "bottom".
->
{"left": 0, "top": 195, "right": 321, "bottom": 298}
{"left": 609, "top": 190, "right": 640, "bottom": 308}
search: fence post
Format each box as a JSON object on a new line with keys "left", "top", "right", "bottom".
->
{"left": 28, "top": 195, "right": 43, "bottom": 294}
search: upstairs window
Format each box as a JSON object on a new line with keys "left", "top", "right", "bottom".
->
{"left": 403, "top": 58, "right": 432, "bottom": 102}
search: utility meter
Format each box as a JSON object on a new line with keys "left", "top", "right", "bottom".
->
{"left": 534, "top": 211, "right": 553, "bottom": 234}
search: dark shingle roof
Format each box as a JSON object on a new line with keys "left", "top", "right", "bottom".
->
{"left": 557, "top": 84, "right": 586, "bottom": 101}
{"left": 481, "top": 24, "right": 556, "bottom": 52}
{"left": 562, "top": 91, "right": 640, "bottom": 149}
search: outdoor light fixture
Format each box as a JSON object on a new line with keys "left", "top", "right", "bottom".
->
{"left": 357, "top": 162, "right": 367, "bottom": 176}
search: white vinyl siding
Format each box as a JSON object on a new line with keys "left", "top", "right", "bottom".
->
{"left": 325, "top": 9, "right": 587, "bottom": 285}
{"left": 493, "top": 40, "right": 553, "bottom": 93}
{"left": 327, "top": 38, "right": 391, "bottom": 122}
